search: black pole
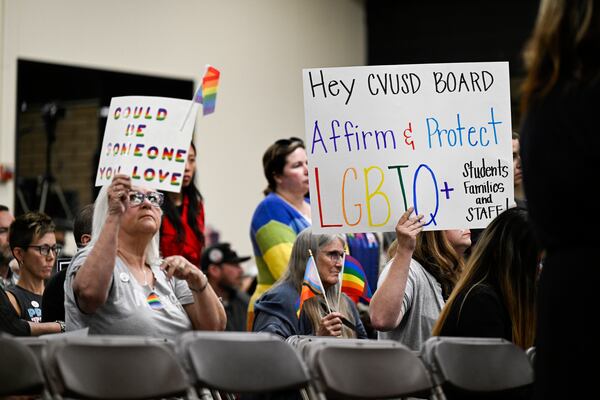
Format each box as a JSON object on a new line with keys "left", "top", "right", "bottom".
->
{"left": 41, "top": 103, "right": 61, "bottom": 181}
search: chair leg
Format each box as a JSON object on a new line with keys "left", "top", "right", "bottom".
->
{"left": 431, "top": 384, "right": 447, "bottom": 400}
{"left": 186, "top": 386, "right": 201, "bottom": 400}
{"left": 224, "top": 393, "right": 236, "bottom": 400}
{"left": 305, "top": 384, "right": 327, "bottom": 400}
{"left": 300, "top": 387, "right": 311, "bottom": 400}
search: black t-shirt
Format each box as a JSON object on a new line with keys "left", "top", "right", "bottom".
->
{"left": 7, "top": 285, "right": 43, "bottom": 323}
{"left": 223, "top": 288, "right": 250, "bottom": 332}
{"left": 42, "top": 268, "right": 67, "bottom": 322}
{"left": 439, "top": 283, "right": 512, "bottom": 341}
{"left": 0, "top": 287, "right": 30, "bottom": 336}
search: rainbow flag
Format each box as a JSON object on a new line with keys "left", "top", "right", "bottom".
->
{"left": 195, "top": 65, "right": 220, "bottom": 115}
{"left": 341, "top": 255, "right": 372, "bottom": 304}
{"left": 297, "top": 256, "right": 324, "bottom": 317}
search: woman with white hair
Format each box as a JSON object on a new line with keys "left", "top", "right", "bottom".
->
{"left": 253, "top": 227, "right": 367, "bottom": 339}
{"left": 64, "top": 174, "right": 226, "bottom": 339}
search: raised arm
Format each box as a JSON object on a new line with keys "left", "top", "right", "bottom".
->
{"left": 369, "top": 208, "right": 423, "bottom": 331}
{"left": 73, "top": 175, "right": 130, "bottom": 314}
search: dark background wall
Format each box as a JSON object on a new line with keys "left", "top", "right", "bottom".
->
{"left": 15, "top": 60, "right": 193, "bottom": 220}
{"left": 367, "top": 0, "right": 540, "bottom": 125}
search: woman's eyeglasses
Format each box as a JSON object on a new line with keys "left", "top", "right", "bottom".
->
{"left": 28, "top": 244, "right": 61, "bottom": 257}
{"left": 128, "top": 191, "right": 164, "bottom": 207}
{"left": 274, "top": 137, "right": 304, "bottom": 146}
{"left": 323, "top": 250, "right": 345, "bottom": 263}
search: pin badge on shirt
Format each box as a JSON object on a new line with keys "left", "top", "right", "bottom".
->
{"left": 119, "top": 272, "right": 130, "bottom": 283}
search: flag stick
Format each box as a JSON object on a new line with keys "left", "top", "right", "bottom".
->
{"left": 337, "top": 248, "right": 347, "bottom": 308}
{"left": 179, "top": 86, "right": 201, "bottom": 131}
{"left": 308, "top": 249, "right": 332, "bottom": 314}
{"left": 179, "top": 64, "right": 210, "bottom": 131}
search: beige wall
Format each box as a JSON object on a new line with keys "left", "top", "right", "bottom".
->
{"left": 0, "top": 0, "right": 366, "bottom": 256}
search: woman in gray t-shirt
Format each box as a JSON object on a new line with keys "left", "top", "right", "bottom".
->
{"left": 65, "top": 174, "right": 226, "bottom": 339}
{"left": 369, "top": 208, "right": 470, "bottom": 350}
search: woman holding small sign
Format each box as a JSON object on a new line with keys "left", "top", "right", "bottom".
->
{"left": 247, "top": 137, "right": 311, "bottom": 330}
{"left": 64, "top": 174, "right": 226, "bottom": 338}
{"left": 252, "top": 227, "right": 367, "bottom": 339}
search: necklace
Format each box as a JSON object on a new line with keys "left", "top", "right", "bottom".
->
{"left": 117, "top": 249, "right": 148, "bottom": 286}
{"left": 117, "top": 249, "right": 150, "bottom": 287}
{"left": 142, "top": 265, "right": 148, "bottom": 286}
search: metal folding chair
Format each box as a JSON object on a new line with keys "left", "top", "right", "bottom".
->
{"left": 421, "top": 336, "right": 534, "bottom": 399}
{"left": 0, "top": 335, "right": 47, "bottom": 397}
{"left": 178, "top": 331, "right": 313, "bottom": 400}
{"left": 302, "top": 338, "right": 435, "bottom": 399}
{"left": 42, "top": 335, "right": 190, "bottom": 399}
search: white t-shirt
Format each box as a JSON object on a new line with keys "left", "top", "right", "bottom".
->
{"left": 65, "top": 248, "right": 194, "bottom": 340}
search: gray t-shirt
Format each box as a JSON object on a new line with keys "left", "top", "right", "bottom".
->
{"left": 64, "top": 248, "right": 194, "bottom": 340}
{"left": 376, "top": 259, "right": 444, "bottom": 350}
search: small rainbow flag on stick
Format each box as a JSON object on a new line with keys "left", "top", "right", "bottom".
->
{"left": 297, "top": 250, "right": 330, "bottom": 317}
{"left": 198, "top": 65, "right": 220, "bottom": 115}
{"left": 339, "top": 254, "right": 372, "bottom": 305}
{"left": 180, "top": 64, "right": 221, "bottom": 130}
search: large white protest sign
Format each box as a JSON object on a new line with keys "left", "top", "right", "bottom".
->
{"left": 303, "top": 62, "right": 514, "bottom": 233}
{"left": 95, "top": 96, "right": 197, "bottom": 192}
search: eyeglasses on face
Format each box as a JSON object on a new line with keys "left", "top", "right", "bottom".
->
{"left": 28, "top": 244, "right": 61, "bottom": 257}
{"left": 274, "top": 137, "right": 304, "bottom": 147}
{"left": 128, "top": 191, "right": 164, "bottom": 207}
{"left": 323, "top": 250, "right": 345, "bottom": 263}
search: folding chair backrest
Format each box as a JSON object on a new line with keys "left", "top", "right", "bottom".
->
{"left": 422, "top": 336, "right": 534, "bottom": 398}
{"left": 0, "top": 335, "right": 46, "bottom": 397}
{"left": 180, "top": 331, "right": 311, "bottom": 394}
{"left": 299, "top": 337, "right": 401, "bottom": 371}
{"left": 312, "top": 342, "right": 434, "bottom": 399}
{"left": 14, "top": 336, "right": 48, "bottom": 365}
{"left": 285, "top": 334, "right": 311, "bottom": 348}
{"left": 42, "top": 335, "right": 189, "bottom": 399}
{"left": 15, "top": 329, "right": 90, "bottom": 367}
